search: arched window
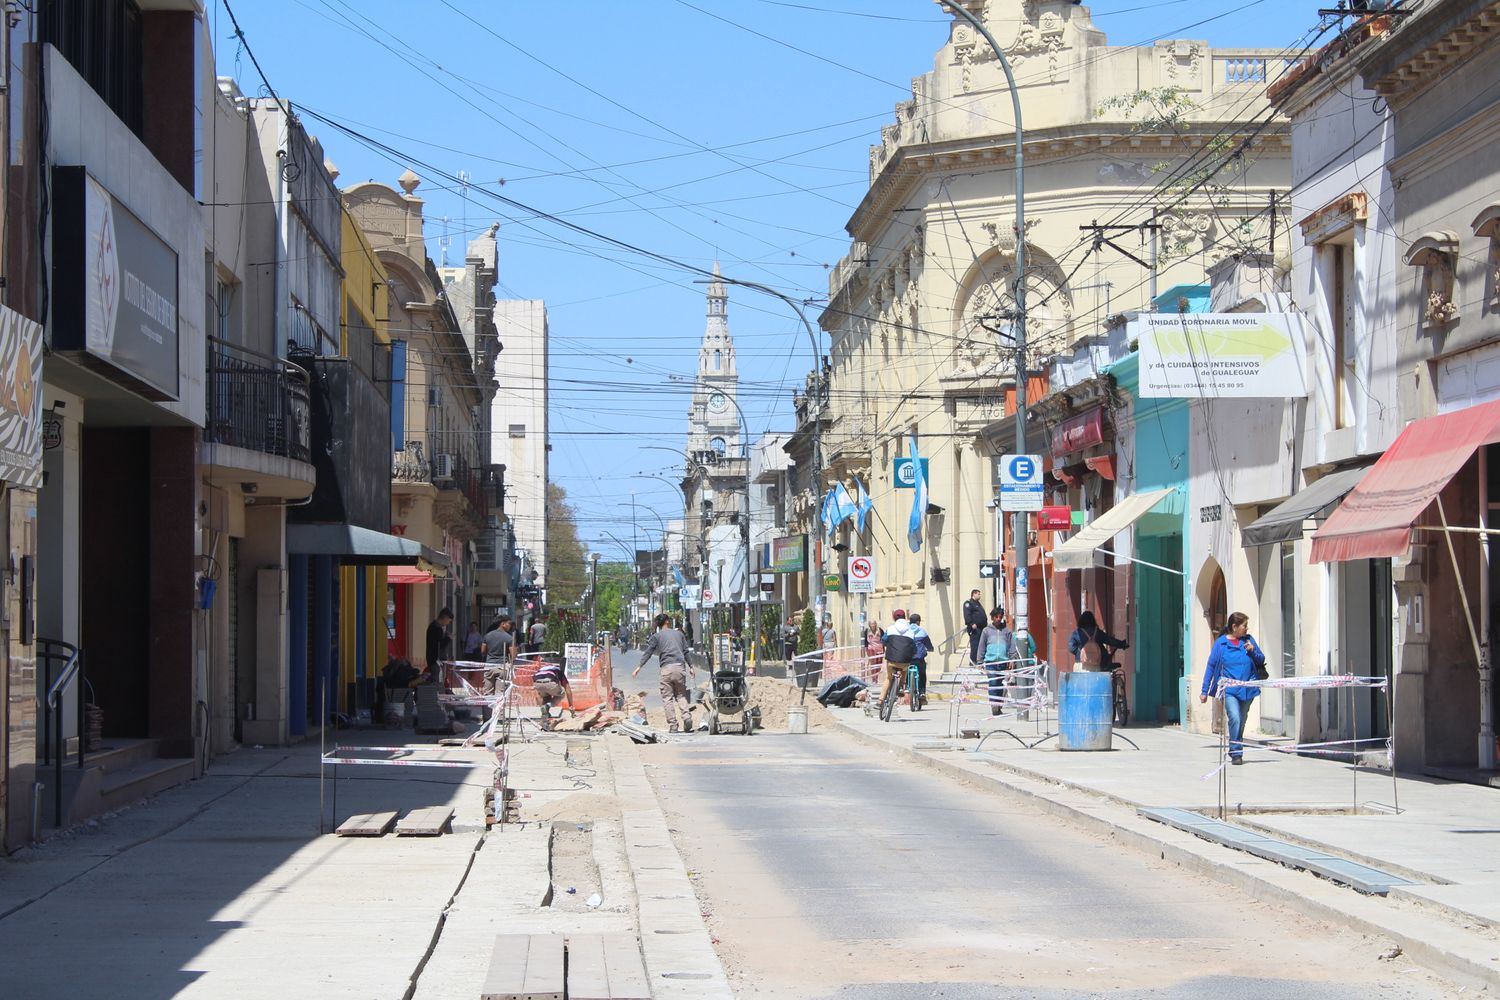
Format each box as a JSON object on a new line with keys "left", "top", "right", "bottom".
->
{"left": 714, "top": 349, "right": 722, "bottom": 371}
{"left": 710, "top": 436, "right": 727, "bottom": 456}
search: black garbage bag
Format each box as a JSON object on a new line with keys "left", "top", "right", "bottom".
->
{"left": 816, "top": 674, "right": 868, "bottom": 708}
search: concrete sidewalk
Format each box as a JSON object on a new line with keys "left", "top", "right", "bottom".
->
{"left": 820, "top": 693, "right": 1500, "bottom": 990}
{"left": 0, "top": 723, "right": 728, "bottom": 999}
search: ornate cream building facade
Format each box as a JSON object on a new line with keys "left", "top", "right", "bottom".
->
{"left": 809, "top": 0, "right": 1292, "bottom": 650}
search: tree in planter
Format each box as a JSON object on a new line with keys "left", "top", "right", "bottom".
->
{"left": 797, "top": 608, "right": 818, "bottom": 655}
{"left": 542, "top": 610, "right": 589, "bottom": 654}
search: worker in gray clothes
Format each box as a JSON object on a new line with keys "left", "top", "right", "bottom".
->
{"left": 633, "top": 612, "right": 697, "bottom": 733}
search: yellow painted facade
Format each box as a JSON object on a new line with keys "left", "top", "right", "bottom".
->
{"left": 340, "top": 209, "right": 392, "bottom": 693}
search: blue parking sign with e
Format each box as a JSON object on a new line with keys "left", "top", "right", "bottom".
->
{"left": 1009, "top": 456, "right": 1036, "bottom": 482}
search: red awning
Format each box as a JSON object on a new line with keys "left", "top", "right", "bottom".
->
{"left": 1051, "top": 406, "right": 1107, "bottom": 457}
{"left": 1310, "top": 399, "right": 1500, "bottom": 563}
{"left": 385, "top": 565, "right": 435, "bottom": 585}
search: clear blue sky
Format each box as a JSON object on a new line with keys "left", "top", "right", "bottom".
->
{"left": 214, "top": 0, "right": 1320, "bottom": 558}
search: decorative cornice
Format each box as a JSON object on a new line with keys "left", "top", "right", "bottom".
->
{"left": 847, "top": 125, "right": 1290, "bottom": 241}
{"left": 1361, "top": 0, "right": 1500, "bottom": 103}
{"left": 1298, "top": 191, "right": 1369, "bottom": 243}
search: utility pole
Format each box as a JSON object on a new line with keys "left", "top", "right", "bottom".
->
{"left": 943, "top": 3, "right": 1030, "bottom": 649}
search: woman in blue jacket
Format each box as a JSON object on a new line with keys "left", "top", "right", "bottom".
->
{"left": 1199, "top": 611, "right": 1267, "bottom": 765}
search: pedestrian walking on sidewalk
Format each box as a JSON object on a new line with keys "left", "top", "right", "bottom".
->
{"left": 462, "top": 622, "right": 484, "bottom": 660}
{"left": 481, "top": 616, "right": 517, "bottom": 695}
{"left": 634, "top": 613, "right": 697, "bottom": 733}
{"left": 978, "top": 607, "right": 1012, "bottom": 716}
{"left": 963, "top": 589, "right": 987, "bottom": 665}
{"left": 782, "top": 614, "right": 799, "bottom": 664}
{"left": 1200, "top": 611, "right": 1266, "bottom": 765}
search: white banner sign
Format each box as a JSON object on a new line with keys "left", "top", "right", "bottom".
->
{"left": 1136, "top": 313, "right": 1307, "bottom": 399}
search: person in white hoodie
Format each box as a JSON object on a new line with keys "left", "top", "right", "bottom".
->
{"left": 879, "top": 610, "right": 918, "bottom": 707}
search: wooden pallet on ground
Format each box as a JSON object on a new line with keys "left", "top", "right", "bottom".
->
{"left": 565, "top": 933, "right": 650, "bottom": 1000}
{"left": 334, "top": 811, "right": 398, "bottom": 837}
{"left": 395, "top": 806, "right": 454, "bottom": 836}
{"left": 480, "top": 934, "right": 564, "bottom": 1000}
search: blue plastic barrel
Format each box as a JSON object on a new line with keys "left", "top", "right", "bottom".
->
{"left": 1057, "top": 670, "right": 1113, "bottom": 751}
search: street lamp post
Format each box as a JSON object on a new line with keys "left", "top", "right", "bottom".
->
{"left": 698, "top": 274, "right": 824, "bottom": 619}
{"left": 668, "top": 374, "right": 755, "bottom": 633}
{"left": 941, "top": 2, "right": 1031, "bottom": 649}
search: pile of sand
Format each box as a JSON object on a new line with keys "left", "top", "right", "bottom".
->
{"left": 744, "top": 676, "right": 832, "bottom": 730}
{"left": 531, "top": 791, "right": 624, "bottom": 823}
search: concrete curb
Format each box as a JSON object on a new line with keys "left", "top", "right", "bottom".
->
{"left": 609, "top": 735, "right": 734, "bottom": 1000}
{"left": 829, "top": 715, "right": 1500, "bottom": 994}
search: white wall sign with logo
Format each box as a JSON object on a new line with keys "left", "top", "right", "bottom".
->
{"left": 679, "top": 584, "right": 700, "bottom": 609}
{"left": 52, "top": 168, "right": 180, "bottom": 401}
{"left": 563, "top": 642, "right": 592, "bottom": 678}
{"left": 848, "top": 555, "right": 875, "bottom": 594}
{"left": 0, "top": 307, "right": 45, "bottom": 487}
{"left": 1135, "top": 313, "right": 1307, "bottom": 399}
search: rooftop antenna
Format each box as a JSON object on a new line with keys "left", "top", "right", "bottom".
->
{"left": 439, "top": 215, "right": 452, "bottom": 267}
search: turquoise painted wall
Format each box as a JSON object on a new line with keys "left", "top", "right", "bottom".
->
{"left": 1109, "top": 353, "right": 1190, "bottom": 723}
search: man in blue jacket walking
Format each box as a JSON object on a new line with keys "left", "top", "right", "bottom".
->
{"left": 1199, "top": 611, "right": 1266, "bottom": 765}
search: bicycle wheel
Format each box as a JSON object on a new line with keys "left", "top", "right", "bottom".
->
{"left": 909, "top": 668, "right": 923, "bottom": 713}
{"left": 880, "top": 679, "right": 899, "bottom": 722}
{"left": 1113, "top": 674, "right": 1130, "bottom": 728}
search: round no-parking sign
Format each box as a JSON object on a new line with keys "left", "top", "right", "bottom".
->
{"left": 848, "top": 556, "right": 875, "bottom": 593}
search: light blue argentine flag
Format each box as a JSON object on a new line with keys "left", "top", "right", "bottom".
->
{"left": 907, "top": 434, "right": 928, "bottom": 552}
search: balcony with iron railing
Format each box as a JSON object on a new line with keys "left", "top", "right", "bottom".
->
{"left": 202, "top": 337, "right": 315, "bottom": 497}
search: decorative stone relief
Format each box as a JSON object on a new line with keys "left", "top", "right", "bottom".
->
{"left": 1159, "top": 211, "right": 1215, "bottom": 257}
{"left": 980, "top": 217, "right": 1040, "bottom": 251}
{"left": 1424, "top": 259, "right": 1460, "bottom": 328}
{"left": 1404, "top": 231, "right": 1461, "bottom": 330}
{"left": 1162, "top": 42, "right": 1204, "bottom": 89}
{"left": 951, "top": 257, "right": 1075, "bottom": 379}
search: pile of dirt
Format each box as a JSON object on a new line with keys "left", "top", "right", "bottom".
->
{"left": 744, "top": 676, "right": 832, "bottom": 731}
{"left": 531, "top": 791, "right": 623, "bottom": 823}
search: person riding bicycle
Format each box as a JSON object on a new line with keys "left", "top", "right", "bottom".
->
{"left": 907, "top": 612, "right": 933, "bottom": 708}
{"left": 879, "top": 610, "right": 918, "bottom": 711}
{"left": 1068, "top": 610, "right": 1128, "bottom": 671}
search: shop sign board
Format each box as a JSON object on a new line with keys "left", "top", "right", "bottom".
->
{"left": 1136, "top": 313, "right": 1308, "bottom": 399}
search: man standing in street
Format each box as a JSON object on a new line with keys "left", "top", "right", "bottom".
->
{"left": 782, "top": 614, "right": 799, "bottom": 665}
{"left": 526, "top": 617, "right": 547, "bottom": 655}
{"left": 426, "top": 607, "right": 454, "bottom": 680}
{"left": 963, "top": 589, "right": 987, "bottom": 666}
{"left": 978, "top": 607, "right": 1012, "bottom": 716}
{"left": 482, "top": 616, "right": 517, "bottom": 696}
{"left": 634, "top": 613, "right": 696, "bottom": 733}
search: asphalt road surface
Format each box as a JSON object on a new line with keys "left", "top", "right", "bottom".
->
{"left": 641, "top": 731, "right": 1460, "bottom": 1000}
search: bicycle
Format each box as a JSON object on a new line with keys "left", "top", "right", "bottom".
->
{"left": 906, "top": 660, "right": 925, "bottom": 712}
{"left": 1106, "top": 660, "right": 1130, "bottom": 728}
{"left": 879, "top": 666, "right": 906, "bottom": 722}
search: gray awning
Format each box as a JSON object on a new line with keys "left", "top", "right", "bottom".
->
{"left": 1241, "top": 465, "right": 1371, "bottom": 548}
{"left": 286, "top": 523, "right": 450, "bottom": 569}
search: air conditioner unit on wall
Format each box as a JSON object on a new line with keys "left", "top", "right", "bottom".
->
{"left": 433, "top": 453, "right": 453, "bottom": 479}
